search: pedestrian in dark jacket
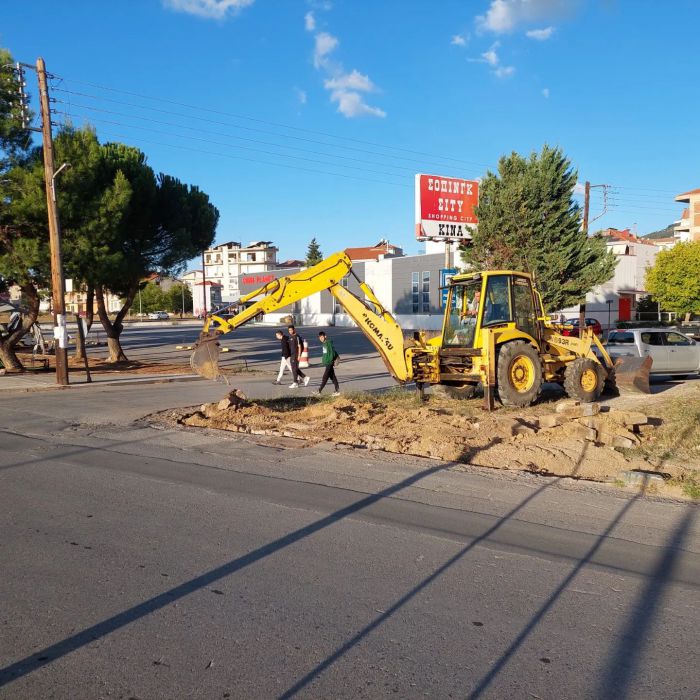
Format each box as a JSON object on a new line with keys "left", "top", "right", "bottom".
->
{"left": 317, "top": 331, "right": 340, "bottom": 395}
{"left": 287, "top": 325, "right": 309, "bottom": 388}
{"left": 273, "top": 330, "right": 293, "bottom": 385}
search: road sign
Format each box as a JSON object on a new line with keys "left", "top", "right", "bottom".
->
{"left": 415, "top": 174, "right": 478, "bottom": 241}
{"left": 440, "top": 268, "right": 458, "bottom": 309}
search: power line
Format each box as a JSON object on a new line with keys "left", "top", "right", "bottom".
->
{"left": 52, "top": 118, "right": 413, "bottom": 190}
{"left": 53, "top": 78, "right": 492, "bottom": 171}
{"left": 55, "top": 108, "right": 416, "bottom": 182}
{"left": 53, "top": 100, "right": 438, "bottom": 177}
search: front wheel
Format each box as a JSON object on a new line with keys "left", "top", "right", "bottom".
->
{"left": 564, "top": 357, "right": 604, "bottom": 402}
{"left": 496, "top": 341, "right": 544, "bottom": 407}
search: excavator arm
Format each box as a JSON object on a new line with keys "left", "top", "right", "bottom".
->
{"left": 191, "top": 251, "right": 412, "bottom": 382}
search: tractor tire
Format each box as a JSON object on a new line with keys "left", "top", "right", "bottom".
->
{"left": 496, "top": 341, "right": 544, "bottom": 407}
{"left": 443, "top": 383, "right": 478, "bottom": 400}
{"left": 564, "top": 358, "right": 605, "bottom": 402}
{"left": 603, "top": 365, "right": 618, "bottom": 396}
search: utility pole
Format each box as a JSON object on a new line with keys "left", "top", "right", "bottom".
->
{"left": 201, "top": 251, "right": 207, "bottom": 317}
{"left": 579, "top": 180, "right": 591, "bottom": 332}
{"left": 37, "top": 57, "right": 69, "bottom": 385}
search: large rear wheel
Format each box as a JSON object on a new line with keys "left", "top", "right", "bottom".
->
{"left": 564, "top": 357, "right": 604, "bottom": 402}
{"left": 496, "top": 341, "right": 543, "bottom": 407}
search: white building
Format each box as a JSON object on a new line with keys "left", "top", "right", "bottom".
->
{"left": 203, "top": 241, "right": 278, "bottom": 303}
{"left": 559, "top": 229, "right": 660, "bottom": 329}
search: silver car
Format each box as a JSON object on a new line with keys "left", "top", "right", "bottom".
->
{"left": 606, "top": 328, "right": 700, "bottom": 377}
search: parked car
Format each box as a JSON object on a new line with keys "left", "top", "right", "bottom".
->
{"left": 605, "top": 328, "right": 700, "bottom": 377}
{"left": 561, "top": 317, "right": 603, "bottom": 337}
{"left": 147, "top": 311, "right": 169, "bottom": 320}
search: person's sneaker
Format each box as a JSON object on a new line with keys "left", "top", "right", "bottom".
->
{"left": 332, "top": 391, "right": 340, "bottom": 397}
{"left": 272, "top": 381, "right": 281, "bottom": 385}
{"left": 303, "top": 376, "right": 310, "bottom": 387}
{"left": 289, "top": 382, "right": 299, "bottom": 388}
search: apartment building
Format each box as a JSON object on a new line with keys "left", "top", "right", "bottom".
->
{"left": 674, "top": 188, "right": 700, "bottom": 242}
{"left": 203, "top": 241, "right": 278, "bottom": 302}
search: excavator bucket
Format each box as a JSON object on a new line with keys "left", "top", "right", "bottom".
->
{"left": 613, "top": 354, "right": 652, "bottom": 394}
{"left": 190, "top": 333, "right": 223, "bottom": 380}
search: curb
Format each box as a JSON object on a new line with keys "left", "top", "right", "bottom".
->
{"left": 2, "top": 374, "right": 204, "bottom": 394}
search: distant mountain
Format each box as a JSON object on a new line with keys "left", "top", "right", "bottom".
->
{"left": 642, "top": 224, "right": 675, "bottom": 240}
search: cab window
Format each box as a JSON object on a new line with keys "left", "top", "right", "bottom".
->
{"left": 443, "top": 280, "right": 480, "bottom": 346}
{"left": 640, "top": 332, "right": 665, "bottom": 346}
{"left": 482, "top": 275, "right": 511, "bottom": 326}
{"left": 608, "top": 331, "right": 634, "bottom": 344}
{"left": 512, "top": 277, "right": 537, "bottom": 339}
{"left": 664, "top": 332, "right": 692, "bottom": 346}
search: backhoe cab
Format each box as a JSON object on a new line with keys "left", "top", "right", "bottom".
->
{"left": 190, "top": 252, "right": 648, "bottom": 409}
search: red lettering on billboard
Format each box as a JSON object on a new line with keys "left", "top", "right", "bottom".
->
{"left": 415, "top": 173, "right": 479, "bottom": 240}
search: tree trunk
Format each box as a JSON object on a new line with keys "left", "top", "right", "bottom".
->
{"left": 95, "top": 285, "right": 135, "bottom": 363}
{"left": 0, "top": 283, "right": 40, "bottom": 372}
{"left": 72, "top": 285, "right": 95, "bottom": 363}
{"left": 85, "top": 284, "right": 94, "bottom": 331}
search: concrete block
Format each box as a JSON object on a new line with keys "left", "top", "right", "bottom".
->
{"left": 555, "top": 399, "right": 580, "bottom": 414}
{"left": 612, "top": 411, "right": 649, "bottom": 427}
{"left": 564, "top": 423, "right": 598, "bottom": 441}
{"left": 620, "top": 470, "right": 665, "bottom": 488}
{"left": 538, "top": 414, "right": 565, "bottom": 429}
{"left": 598, "top": 429, "right": 640, "bottom": 449}
{"left": 217, "top": 398, "right": 231, "bottom": 411}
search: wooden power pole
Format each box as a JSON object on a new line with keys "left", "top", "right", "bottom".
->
{"left": 37, "top": 57, "right": 69, "bottom": 385}
{"left": 579, "top": 180, "right": 591, "bottom": 333}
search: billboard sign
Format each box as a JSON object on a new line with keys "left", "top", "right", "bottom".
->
{"left": 415, "top": 174, "right": 479, "bottom": 241}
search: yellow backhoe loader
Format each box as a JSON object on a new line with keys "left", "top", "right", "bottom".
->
{"left": 191, "top": 252, "right": 650, "bottom": 408}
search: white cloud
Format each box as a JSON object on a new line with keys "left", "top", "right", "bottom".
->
{"left": 313, "top": 31, "right": 339, "bottom": 69}
{"left": 304, "top": 11, "right": 316, "bottom": 31}
{"left": 329, "top": 90, "right": 386, "bottom": 118}
{"left": 451, "top": 33, "right": 468, "bottom": 46}
{"left": 324, "top": 69, "right": 376, "bottom": 92}
{"left": 307, "top": 21, "right": 385, "bottom": 118}
{"left": 494, "top": 65, "right": 515, "bottom": 78}
{"left": 573, "top": 182, "right": 586, "bottom": 195}
{"left": 481, "top": 47, "right": 499, "bottom": 66}
{"left": 163, "top": 0, "right": 254, "bottom": 20}
{"left": 294, "top": 87, "right": 307, "bottom": 105}
{"left": 542, "top": 87, "right": 550, "bottom": 98}
{"left": 476, "top": 0, "right": 572, "bottom": 34}
{"left": 526, "top": 26, "right": 555, "bottom": 40}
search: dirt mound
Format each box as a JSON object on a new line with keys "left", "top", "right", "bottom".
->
{"left": 167, "top": 390, "right": 699, "bottom": 499}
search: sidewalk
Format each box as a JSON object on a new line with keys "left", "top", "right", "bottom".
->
{"left": 0, "top": 369, "right": 202, "bottom": 393}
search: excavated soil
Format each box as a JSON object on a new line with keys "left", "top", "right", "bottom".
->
{"left": 155, "top": 388, "right": 700, "bottom": 499}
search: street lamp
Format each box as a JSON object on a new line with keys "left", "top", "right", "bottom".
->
{"left": 606, "top": 299, "right": 613, "bottom": 339}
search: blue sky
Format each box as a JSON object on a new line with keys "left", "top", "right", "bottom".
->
{"left": 3, "top": 0, "right": 699, "bottom": 262}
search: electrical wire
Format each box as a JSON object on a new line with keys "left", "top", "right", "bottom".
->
{"left": 52, "top": 117, "right": 413, "bottom": 189}
{"left": 53, "top": 100, "right": 447, "bottom": 177}
{"left": 52, "top": 79, "right": 492, "bottom": 170}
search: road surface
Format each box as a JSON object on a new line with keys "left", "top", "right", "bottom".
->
{"left": 1, "top": 377, "right": 698, "bottom": 699}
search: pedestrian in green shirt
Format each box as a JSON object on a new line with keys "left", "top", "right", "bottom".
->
{"left": 317, "top": 331, "right": 340, "bottom": 395}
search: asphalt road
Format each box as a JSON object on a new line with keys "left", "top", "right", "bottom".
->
{"left": 1, "top": 380, "right": 698, "bottom": 699}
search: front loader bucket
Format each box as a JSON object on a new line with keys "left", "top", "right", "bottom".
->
{"left": 190, "top": 334, "right": 223, "bottom": 380}
{"left": 613, "top": 355, "right": 652, "bottom": 394}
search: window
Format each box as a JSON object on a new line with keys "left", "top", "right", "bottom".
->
{"left": 412, "top": 271, "right": 419, "bottom": 313}
{"left": 482, "top": 275, "right": 511, "bottom": 326}
{"left": 443, "top": 280, "right": 480, "bottom": 347}
{"left": 664, "top": 332, "right": 692, "bottom": 346}
{"left": 512, "top": 277, "right": 537, "bottom": 339}
{"left": 640, "top": 332, "right": 664, "bottom": 346}
{"left": 608, "top": 331, "right": 634, "bottom": 344}
{"left": 334, "top": 277, "right": 348, "bottom": 314}
{"left": 422, "top": 271, "right": 430, "bottom": 313}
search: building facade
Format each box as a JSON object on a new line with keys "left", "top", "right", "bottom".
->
{"left": 203, "top": 241, "right": 278, "bottom": 303}
{"left": 674, "top": 188, "right": 700, "bottom": 242}
{"left": 559, "top": 228, "right": 659, "bottom": 328}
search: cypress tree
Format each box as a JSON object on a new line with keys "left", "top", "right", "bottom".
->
{"left": 461, "top": 145, "right": 617, "bottom": 311}
{"left": 306, "top": 237, "right": 323, "bottom": 266}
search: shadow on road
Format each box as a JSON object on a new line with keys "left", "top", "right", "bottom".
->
{"left": 0, "top": 441, "right": 485, "bottom": 688}
{"left": 277, "top": 441, "right": 591, "bottom": 699}
{"left": 595, "top": 504, "right": 697, "bottom": 700}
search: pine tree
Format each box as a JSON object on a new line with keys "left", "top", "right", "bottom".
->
{"left": 460, "top": 145, "right": 617, "bottom": 311}
{"left": 306, "top": 237, "right": 323, "bottom": 266}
